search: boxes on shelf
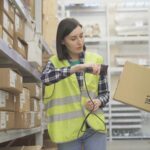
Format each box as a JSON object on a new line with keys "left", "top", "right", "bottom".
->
{"left": 23, "top": 0, "right": 35, "bottom": 19}
{"left": 0, "top": 68, "right": 23, "bottom": 94}
{"left": 15, "top": 112, "right": 41, "bottom": 129}
{"left": 35, "top": 112, "right": 41, "bottom": 127}
{"left": 13, "top": 35, "right": 28, "bottom": 60}
{"left": 0, "top": 90, "right": 15, "bottom": 111}
{"left": 15, "top": 9, "right": 25, "bottom": 40}
{"left": 0, "top": 111, "right": 15, "bottom": 131}
{"left": 113, "top": 61, "right": 150, "bottom": 112}
{"left": 15, "top": 88, "right": 30, "bottom": 112}
{"left": 15, "top": 112, "right": 34, "bottom": 129}
{"left": 43, "top": 0, "right": 57, "bottom": 16}
{"left": 24, "top": 83, "right": 41, "bottom": 100}
{"left": 30, "top": 98, "right": 40, "bottom": 112}
{"left": 27, "top": 41, "right": 42, "bottom": 67}
{"left": 0, "top": 0, "right": 15, "bottom": 22}
{"left": 0, "top": 11, "right": 14, "bottom": 38}
{"left": 42, "top": 16, "right": 58, "bottom": 48}
{"left": 0, "top": 24, "right": 13, "bottom": 47}
{"left": 24, "top": 21, "right": 36, "bottom": 42}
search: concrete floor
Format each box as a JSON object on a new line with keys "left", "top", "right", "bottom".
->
{"left": 107, "top": 140, "right": 150, "bottom": 150}
{"left": 43, "top": 140, "right": 150, "bottom": 150}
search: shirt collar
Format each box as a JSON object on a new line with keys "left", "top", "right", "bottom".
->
{"left": 68, "top": 51, "right": 85, "bottom": 64}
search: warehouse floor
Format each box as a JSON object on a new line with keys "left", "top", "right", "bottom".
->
{"left": 43, "top": 139, "right": 150, "bottom": 150}
{"left": 107, "top": 140, "right": 150, "bottom": 150}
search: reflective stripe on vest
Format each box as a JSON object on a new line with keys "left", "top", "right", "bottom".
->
{"left": 44, "top": 52, "right": 106, "bottom": 143}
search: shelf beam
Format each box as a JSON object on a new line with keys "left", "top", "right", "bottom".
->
{"left": 0, "top": 127, "right": 41, "bottom": 143}
{"left": 0, "top": 39, "right": 41, "bottom": 82}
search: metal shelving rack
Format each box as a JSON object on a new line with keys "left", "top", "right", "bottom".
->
{"left": 0, "top": 0, "right": 45, "bottom": 146}
{"left": 0, "top": 38, "right": 43, "bottom": 145}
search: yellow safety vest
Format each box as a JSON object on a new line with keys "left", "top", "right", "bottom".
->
{"left": 44, "top": 52, "right": 106, "bottom": 143}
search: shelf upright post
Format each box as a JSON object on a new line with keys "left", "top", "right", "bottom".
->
{"left": 35, "top": 0, "right": 42, "bottom": 34}
{"left": 105, "top": 2, "right": 112, "bottom": 142}
{"left": 35, "top": 129, "right": 43, "bottom": 146}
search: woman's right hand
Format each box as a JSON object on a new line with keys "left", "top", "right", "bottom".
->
{"left": 70, "top": 63, "right": 101, "bottom": 75}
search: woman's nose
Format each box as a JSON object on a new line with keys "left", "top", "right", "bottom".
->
{"left": 77, "top": 38, "right": 83, "bottom": 44}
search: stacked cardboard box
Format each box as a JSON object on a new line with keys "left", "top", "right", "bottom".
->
{"left": 0, "top": 0, "right": 15, "bottom": 21}
{"left": 14, "top": 9, "right": 25, "bottom": 40}
{"left": 14, "top": 9, "right": 28, "bottom": 60}
{"left": 15, "top": 88, "right": 30, "bottom": 112}
{"left": 15, "top": 112, "right": 35, "bottom": 129}
{"left": 0, "top": 0, "right": 28, "bottom": 60}
{"left": 15, "top": 85, "right": 41, "bottom": 129}
{"left": 0, "top": 111, "right": 15, "bottom": 131}
{"left": 24, "top": 83, "right": 41, "bottom": 100}
{"left": 0, "top": 0, "right": 14, "bottom": 47}
{"left": 22, "top": 0, "right": 35, "bottom": 19}
{"left": 0, "top": 68, "right": 23, "bottom": 94}
{"left": 0, "top": 68, "right": 23, "bottom": 131}
{"left": 42, "top": 0, "right": 58, "bottom": 49}
{"left": 24, "top": 83, "right": 42, "bottom": 127}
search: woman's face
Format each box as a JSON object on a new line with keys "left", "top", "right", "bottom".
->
{"left": 62, "top": 25, "right": 84, "bottom": 58}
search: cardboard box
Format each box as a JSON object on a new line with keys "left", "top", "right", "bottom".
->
{"left": 15, "top": 9, "right": 25, "bottom": 40}
{"left": 0, "top": 26, "right": 13, "bottom": 47}
{"left": 15, "top": 88, "right": 30, "bottom": 112}
{"left": 0, "top": 111, "right": 14, "bottom": 131}
{"left": 42, "top": 16, "right": 58, "bottom": 48}
{"left": 43, "top": 0, "right": 57, "bottom": 17}
{"left": 15, "top": 112, "right": 36, "bottom": 129}
{"left": 24, "top": 83, "right": 41, "bottom": 99}
{"left": 0, "top": 11, "right": 14, "bottom": 37}
{"left": 24, "top": 21, "right": 36, "bottom": 42}
{"left": 113, "top": 61, "right": 150, "bottom": 112}
{"left": 0, "top": 68, "right": 23, "bottom": 94}
{"left": 35, "top": 112, "right": 41, "bottom": 127}
{"left": 27, "top": 41, "right": 42, "bottom": 67}
{"left": 0, "top": 90, "right": 15, "bottom": 111}
{"left": 23, "top": 0, "right": 35, "bottom": 19}
{"left": 0, "top": 0, "right": 15, "bottom": 21}
{"left": 30, "top": 98, "right": 40, "bottom": 112}
{"left": 14, "top": 35, "right": 28, "bottom": 59}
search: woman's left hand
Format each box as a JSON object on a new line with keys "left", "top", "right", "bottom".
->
{"left": 85, "top": 99, "right": 101, "bottom": 112}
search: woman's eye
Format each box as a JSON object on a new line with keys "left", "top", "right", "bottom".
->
{"left": 71, "top": 38, "right": 76, "bottom": 41}
{"left": 80, "top": 35, "right": 83, "bottom": 38}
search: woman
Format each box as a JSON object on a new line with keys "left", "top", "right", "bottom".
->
{"left": 41, "top": 18, "right": 109, "bottom": 150}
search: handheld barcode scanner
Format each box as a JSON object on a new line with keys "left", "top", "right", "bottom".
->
{"left": 85, "top": 64, "right": 108, "bottom": 75}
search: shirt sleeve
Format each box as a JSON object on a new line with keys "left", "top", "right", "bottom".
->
{"left": 97, "top": 75, "right": 109, "bottom": 107}
{"left": 41, "top": 61, "right": 72, "bottom": 85}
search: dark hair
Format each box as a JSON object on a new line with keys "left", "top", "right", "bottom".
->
{"left": 56, "top": 18, "right": 86, "bottom": 60}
